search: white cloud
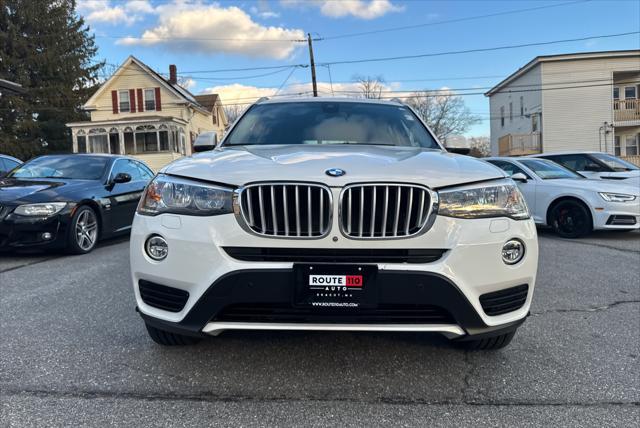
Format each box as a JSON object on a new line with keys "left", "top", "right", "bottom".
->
{"left": 179, "top": 78, "right": 197, "bottom": 90}
{"left": 201, "top": 81, "right": 397, "bottom": 105}
{"left": 281, "top": 0, "right": 403, "bottom": 20}
{"left": 250, "top": 1, "right": 281, "bottom": 19}
{"left": 77, "top": 0, "right": 155, "bottom": 26}
{"left": 118, "top": 3, "right": 305, "bottom": 59}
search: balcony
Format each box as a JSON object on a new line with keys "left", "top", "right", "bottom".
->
{"left": 614, "top": 98, "right": 640, "bottom": 123}
{"left": 498, "top": 133, "right": 541, "bottom": 156}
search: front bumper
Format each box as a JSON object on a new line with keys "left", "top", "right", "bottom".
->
{"left": 592, "top": 200, "right": 640, "bottom": 230}
{"left": 0, "top": 206, "right": 72, "bottom": 250}
{"left": 130, "top": 212, "right": 538, "bottom": 340}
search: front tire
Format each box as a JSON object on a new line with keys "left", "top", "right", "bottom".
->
{"left": 67, "top": 205, "right": 99, "bottom": 254}
{"left": 458, "top": 331, "right": 516, "bottom": 350}
{"left": 145, "top": 323, "right": 201, "bottom": 346}
{"left": 550, "top": 200, "right": 592, "bottom": 238}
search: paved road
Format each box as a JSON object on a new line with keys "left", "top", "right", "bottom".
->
{"left": 1, "top": 231, "right": 639, "bottom": 426}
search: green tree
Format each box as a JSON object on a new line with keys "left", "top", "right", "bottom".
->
{"left": 0, "top": 0, "right": 103, "bottom": 160}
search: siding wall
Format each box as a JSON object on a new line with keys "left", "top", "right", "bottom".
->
{"left": 540, "top": 56, "right": 640, "bottom": 153}
{"left": 489, "top": 65, "right": 542, "bottom": 155}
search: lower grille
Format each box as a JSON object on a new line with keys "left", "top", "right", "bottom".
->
{"left": 606, "top": 215, "right": 637, "bottom": 226}
{"left": 479, "top": 284, "right": 528, "bottom": 316}
{"left": 223, "top": 247, "right": 446, "bottom": 264}
{"left": 214, "top": 303, "right": 455, "bottom": 324}
{"left": 139, "top": 280, "right": 189, "bottom": 312}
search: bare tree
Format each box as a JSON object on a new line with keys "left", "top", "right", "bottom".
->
{"left": 468, "top": 136, "right": 491, "bottom": 158}
{"left": 223, "top": 104, "right": 247, "bottom": 127}
{"left": 404, "top": 92, "right": 481, "bottom": 140}
{"left": 353, "top": 74, "right": 386, "bottom": 99}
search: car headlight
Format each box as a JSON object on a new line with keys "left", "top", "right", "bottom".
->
{"left": 137, "top": 174, "right": 234, "bottom": 216}
{"left": 599, "top": 192, "right": 636, "bottom": 202}
{"left": 14, "top": 202, "right": 67, "bottom": 217}
{"left": 438, "top": 180, "right": 530, "bottom": 220}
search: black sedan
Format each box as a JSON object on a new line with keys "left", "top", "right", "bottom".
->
{"left": 0, "top": 154, "right": 153, "bottom": 254}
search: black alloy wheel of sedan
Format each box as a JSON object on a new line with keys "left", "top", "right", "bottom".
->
{"left": 550, "top": 200, "right": 592, "bottom": 239}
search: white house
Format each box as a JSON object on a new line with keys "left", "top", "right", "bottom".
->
{"left": 66, "top": 56, "right": 227, "bottom": 171}
{"left": 485, "top": 50, "right": 640, "bottom": 163}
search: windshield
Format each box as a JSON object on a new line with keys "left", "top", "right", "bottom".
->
{"left": 519, "top": 159, "right": 582, "bottom": 180}
{"left": 10, "top": 156, "right": 109, "bottom": 180}
{"left": 591, "top": 153, "right": 639, "bottom": 172}
{"left": 224, "top": 101, "right": 440, "bottom": 149}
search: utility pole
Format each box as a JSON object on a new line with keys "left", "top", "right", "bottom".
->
{"left": 307, "top": 33, "right": 318, "bottom": 97}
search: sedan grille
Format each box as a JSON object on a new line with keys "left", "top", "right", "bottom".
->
{"left": 239, "top": 183, "right": 332, "bottom": 238}
{"left": 340, "top": 184, "right": 433, "bottom": 239}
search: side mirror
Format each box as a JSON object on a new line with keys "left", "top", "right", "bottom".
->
{"left": 193, "top": 132, "right": 217, "bottom": 153}
{"left": 447, "top": 147, "right": 471, "bottom": 155}
{"left": 511, "top": 172, "right": 528, "bottom": 182}
{"left": 112, "top": 172, "right": 132, "bottom": 184}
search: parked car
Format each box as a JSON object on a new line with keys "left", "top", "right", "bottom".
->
{"left": 0, "top": 154, "right": 153, "bottom": 254}
{"left": 0, "top": 154, "right": 22, "bottom": 177}
{"left": 531, "top": 151, "right": 640, "bottom": 184}
{"left": 131, "top": 98, "right": 538, "bottom": 350}
{"left": 485, "top": 157, "right": 640, "bottom": 238}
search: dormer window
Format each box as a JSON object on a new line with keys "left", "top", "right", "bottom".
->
{"left": 118, "top": 90, "right": 130, "bottom": 112}
{"left": 144, "top": 89, "right": 156, "bottom": 111}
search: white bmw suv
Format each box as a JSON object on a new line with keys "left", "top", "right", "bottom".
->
{"left": 130, "top": 98, "right": 538, "bottom": 350}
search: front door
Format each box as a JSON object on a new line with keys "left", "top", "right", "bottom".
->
{"left": 106, "top": 159, "right": 147, "bottom": 232}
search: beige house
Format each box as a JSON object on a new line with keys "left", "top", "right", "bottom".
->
{"left": 486, "top": 50, "right": 640, "bottom": 164}
{"left": 67, "top": 56, "right": 227, "bottom": 170}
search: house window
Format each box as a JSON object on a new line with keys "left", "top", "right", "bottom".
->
{"left": 500, "top": 106, "right": 505, "bottom": 127}
{"left": 614, "top": 136, "right": 621, "bottom": 156}
{"left": 118, "top": 90, "right": 130, "bottom": 112}
{"left": 613, "top": 87, "right": 619, "bottom": 100}
{"left": 519, "top": 96, "right": 524, "bottom": 117}
{"left": 144, "top": 89, "right": 156, "bottom": 111}
{"left": 624, "top": 86, "right": 637, "bottom": 99}
{"left": 531, "top": 114, "right": 538, "bottom": 132}
{"left": 509, "top": 102, "right": 513, "bottom": 122}
{"left": 626, "top": 135, "right": 639, "bottom": 156}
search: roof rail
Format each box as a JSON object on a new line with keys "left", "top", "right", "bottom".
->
{"left": 255, "top": 97, "right": 270, "bottom": 104}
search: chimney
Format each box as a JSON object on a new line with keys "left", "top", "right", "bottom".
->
{"left": 169, "top": 64, "right": 177, "bottom": 84}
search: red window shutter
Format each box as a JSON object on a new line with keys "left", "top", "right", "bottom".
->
{"left": 137, "top": 88, "right": 144, "bottom": 112}
{"left": 111, "top": 90, "right": 118, "bottom": 114}
{"left": 155, "top": 87, "right": 161, "bottom": 111}
{"left": 129, "top": 89, "right": 136, "bottom": 113}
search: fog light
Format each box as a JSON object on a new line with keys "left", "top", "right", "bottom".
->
{"left": 42, "top": 232, "right": 52, "bottom": 240}
{"left": 145, "top": 235, "right": 168, "bottom": 261}
{"left": 502, "top": 239, "right": 525, "bottom": 265}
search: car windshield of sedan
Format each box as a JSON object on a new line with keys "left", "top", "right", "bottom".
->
{"left": 9, "top": 156, "right": 109, "bottom": 180}
{"left": 223, "top": 102, "right": 440, "bottom": 149}
{"left": 591, "top": 153, "right": 639, "bottom": 172}
{"left": 519, "top": 159, "right": 582, "bottom": 180}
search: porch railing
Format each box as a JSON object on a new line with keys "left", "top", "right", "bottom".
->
{"left": 614, "top": 98, "right": 640, "bottom": 122}
{"left": 621, "top": 155, "right": 640, "bottom": 167}
{"left": 498, "top": 133, "right": 542, "bottom": 156}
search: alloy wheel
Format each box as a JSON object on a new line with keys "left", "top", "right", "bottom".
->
{"left": 75, "top": 209, "right": 98, "bottom": 251}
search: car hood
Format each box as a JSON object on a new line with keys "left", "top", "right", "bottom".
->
{"left": 0, "top": 178, "right": 95, "bottom": 204}
{"left": 163, "top": 145, "right": 505, "bottom": 188}
{"left": 543, "top": 178, "right": 640, "bottom": 196}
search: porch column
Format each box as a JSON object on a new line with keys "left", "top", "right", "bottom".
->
{"left": 71, "top": 129, "right": 78, "bottom": 153}
{"left": 118, "top": 128, "right": 125, "bottom": 155}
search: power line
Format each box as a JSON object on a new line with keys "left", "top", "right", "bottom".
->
{"left": 321, "top": 0, "right": 592, "bottom": 41}
{"left": 274, "top": 67, "right": 298, "bottom": 96}
{"left": 96, "top": 35, "right": 310, "bottom": 43}
{"left": 318, "top": 31, "right": 640, "bottom": 67}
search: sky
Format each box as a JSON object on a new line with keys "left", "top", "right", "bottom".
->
{"left": 77, "top": 0, "right": 640, "bottom": 137}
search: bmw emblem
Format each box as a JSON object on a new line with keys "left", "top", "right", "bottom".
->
{"left": 325, "top": 168, "right": 346, "bottom": 177}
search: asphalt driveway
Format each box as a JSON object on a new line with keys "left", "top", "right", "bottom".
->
{"left": 1, "top": 231, "right": 638, "bottom": 426}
